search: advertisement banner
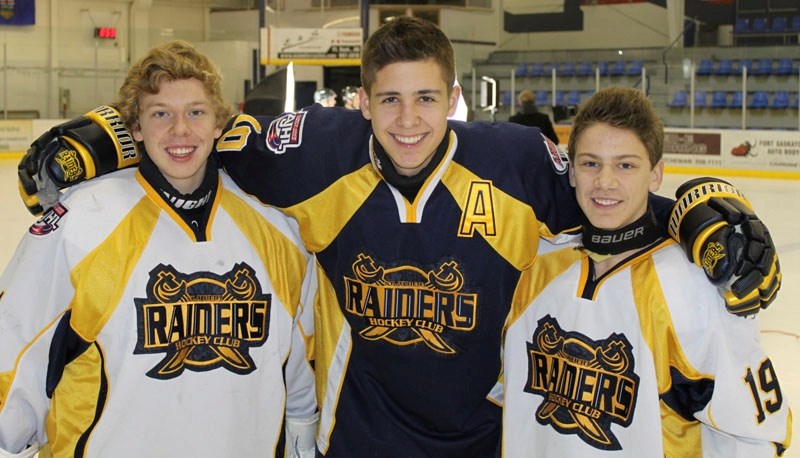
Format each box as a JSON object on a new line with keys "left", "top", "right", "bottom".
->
{"left": 0, "top": 120, "right": 32, "bottom": 153}
{"left": 262, "top": 27, "right": 362, "bottom": 66}
{"left": 663, "top": 127, "right": 800, "bottom": 176}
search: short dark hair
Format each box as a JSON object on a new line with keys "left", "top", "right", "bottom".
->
{"left": 360, "top": 16, "right": 455, "bottom": 95}
{"left": 568, "top": 86, "right": 663, "bottom": 168}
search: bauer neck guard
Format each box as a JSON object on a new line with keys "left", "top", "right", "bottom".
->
{"left": 581, "top": 206, "right": 663, "bottom": 259}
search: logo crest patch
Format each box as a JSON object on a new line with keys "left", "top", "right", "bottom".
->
{"left": 29, "top": 203, "right": 69, "bottom": 236}
{"left": 343, "top": 254, "right": 477, "bottom": 354}
{"left": 134, "top": 263, "right": 271, "bottom": 379}
{"left": 267, "top": 111, "right": 307, "bottom": 154}
{"left": 525, "top": 315, "right": 639, "bottom": 450}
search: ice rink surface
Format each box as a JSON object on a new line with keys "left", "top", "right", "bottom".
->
{"left": 0, "top": 157, "right": 798, "bottom": 454}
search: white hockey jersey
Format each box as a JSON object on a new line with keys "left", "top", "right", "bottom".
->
{"left": 0, "top": 168, "right": 316, "bottom": 457}
{"left": 503, "top": 239, "right": 792, "bottom": 457}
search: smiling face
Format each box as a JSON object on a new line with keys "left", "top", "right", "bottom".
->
{"left": 569, "top": 122, "right": 664, "bottom": 230}
{"left": 360, "top": 59, "right": 459, "bottom": 177}
{"left": 132, "top": 78, "right": 222, "bottom": 194}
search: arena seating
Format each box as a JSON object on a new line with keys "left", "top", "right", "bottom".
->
{"left": 626, "top": 60, "right": 644, "bottom": 76}
{"left": 750, "top": 91, "right": 769, "bottom": 109}
{"left": 771, "top": 91, "right": 790, "bottom": 109}
{"left": 609, "top": 60, "right": 626, "bottom": 76}
{"left": 576, "top": 61, "right": 593, "bottom": 77}
{"left": 669, "top": 90, "right": 688, "bottom": 108}
{"left": 730, "top": 91, "right": 744, "bottom": 109}
{"left": 776, "top": 58, "right": 795, "bottom": 76}
{"left": 711, "top": 91, "right": 728, "bottom": 108}
{"left": 715, "top": 59, "right": 734, "bottom": 76}
{"left": 753, "top": 58, "right": 774, "bottom": 76}
{"left": 566, "top": 90, "right": 582, "bottom": 106}
{"left": 696, "top": 59, "right": 714, "bottom": 76}
{"left": 750, "top": 17, "right": 769, "bottom": 33}
{"left": 694, "top": 91, "right": 708, "bottom": 108}
{"left": 559, "top": 62, "right": 575, "bottom": 77}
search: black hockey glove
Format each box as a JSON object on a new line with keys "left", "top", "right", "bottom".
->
{"left": 668, "top": 177, "right": 780, "bottom": 316}
{"left": 18, "top": 105, "right": 141, "bottom": 215}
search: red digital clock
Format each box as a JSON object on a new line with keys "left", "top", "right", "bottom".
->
{"left": 94, "top": 27, "right": 117, "bottom": 40}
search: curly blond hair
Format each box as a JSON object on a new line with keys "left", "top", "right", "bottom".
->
{"left": 116, "top": 40, "right": 232, "bottom": 132}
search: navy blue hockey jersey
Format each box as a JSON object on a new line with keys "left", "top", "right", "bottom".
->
{"left": 217, "top": 103, "right": 585, "bottom": 457}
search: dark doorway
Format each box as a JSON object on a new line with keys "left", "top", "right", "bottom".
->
{"left": 323, "top": 66, "right": 361, "bottom": 107}
{"left": 295, "top": 81, "right": 317, "bottom": 110}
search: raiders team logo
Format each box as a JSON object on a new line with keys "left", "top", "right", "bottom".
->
{"left": 702, "top": 241, "right": 726, "bottom": 273}
{"left": 29, "top": 203, "right": 69, "bottom": 236}
{"left": 134, "top": 263, "right": 271, "bottom": 380}
{"left": 343, "top": 254, "right": 477, "bottom": 354}
{"left": 267, "top": 111, "right": 307, "bottom": 154}
{"left": 52, "top": 149, "right": 85, "bottom": 184}
{"left": 525, "top": 315, "right": 639, "bottom": 450}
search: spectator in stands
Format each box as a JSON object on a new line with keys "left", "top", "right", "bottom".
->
{"left": 508, "top": 89, "right": 559, "bottom": 144}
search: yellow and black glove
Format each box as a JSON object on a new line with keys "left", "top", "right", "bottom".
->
{"left": 18, "top": 105, "right": 141, "bottom": 215}
{"left": 668, "top": 177, "right": 781, "bottom": 316}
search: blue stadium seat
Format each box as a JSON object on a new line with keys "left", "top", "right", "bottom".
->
{"left": 771, "top": 16, "right": 788, "bottom": 33}
{"left": 733, "top": 18, "right": 749, "bottom": 33}
{"left": 626, "top": 60, "right": 644, "bottom": 76}
{"left": 792, "top": 15, "right": 800, "bottom": 33}
{"left": 559, "top": 62, "right": 575, "bottom": 77}
{"left": 528, "top": 62, "right": 544, "bottom": 77}
{"left": 735, "top": 59, "right": 753, "bottom": 75}
{"left": 750, "top": 91, "right": 769, "bottom": 109}
{"left": 771, "top": 91, "right": 790, "bottom": 109}
{"left": 535, "top": 90, "right": 549, "bottom": 106}
{"left": 576, "top": 61, "right": 593, "bottom": 77}
{"left": 501, "top": 90, "right": 513, "bottom": 107}
{"left": 597, "top": 61, "right": 609, "bottom": 76}
{"left": 696, "top": 59, "right": 713, "bottom": 76}
{"left": 776, "top": 58, "right": 795, "bottom": 76}
{"left": 553, "top": 90, "right": 566, "bottom": 106}
{"left": 609, "top": 60, "right": 626, "bottom": 76}
{"left": 669, "top": 90, "right": 688, "bottom": 108}
{"left": 751, "top": 17, "right": 768, "bottom": 33}
{"left": 541, "top": 63, "right": 555, "bottom": 77}
{"left": 753, "top": 58, "right": 773, "bottom": 76}
{"left": 729, "top": 91, "right": 744, "bottom": 108}
{"left": 515, "top": 63, "right": 528, "bottom": 78}
{"left": 792, "top": 92, "right": 800, "bottom": 109}
{"left": 566, "top": 90, "right": 582, "bottom": 106}
{"left": 693, "top": 91, "right": 707, "bottom": 108}
{"left": 714, "top": 59, "right": 733, "bottom": 76}
{"left": 711, "top": 91, "right": 728, "bottom": 108}
{"left": 582, "top": 90, "right": 595, "bottom": 100}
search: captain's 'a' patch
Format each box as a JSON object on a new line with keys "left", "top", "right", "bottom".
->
{"left": 525, "top": 315, "right": 640, "bottom": 451}
{"left": 134, "top": 262, "right": 271, "bottom": 380}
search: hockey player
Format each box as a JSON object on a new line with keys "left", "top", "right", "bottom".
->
{"left": 16, "top": 17, "right": 780, "bottom": 458}
{"left": 0, "top": 41, "right": 317, "bottom": 457}
{"left": 502, "top": 87, "right": 791, "bottom": 456}
{"left": 341, "top": 86, "right": 360, "bottom": 110}
{"left": 313, "top": 88, "right": 337, "bottom": 107}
